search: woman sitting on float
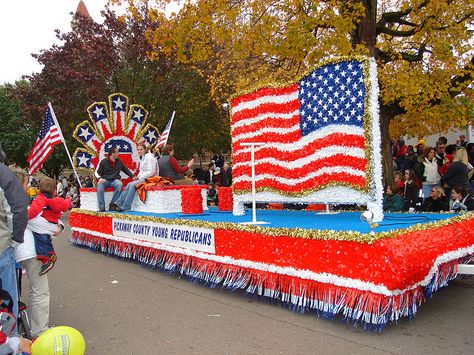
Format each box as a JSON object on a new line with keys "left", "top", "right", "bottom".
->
{"left": 115, "top": 143, "right": 158, "bottom": 212}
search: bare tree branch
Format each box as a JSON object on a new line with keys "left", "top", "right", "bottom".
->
{"left": 375, "top": 43, "right": 427, "bottom": 64}
{"left": 449, "top": 55, "right": 474, "bottom": 98}
{"left": 377, "top": 27, "right": 417, "bottom": 37}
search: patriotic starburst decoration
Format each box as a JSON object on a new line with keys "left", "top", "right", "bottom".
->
{"left": 73, "top": 93, "right": 160, "bottom": 175}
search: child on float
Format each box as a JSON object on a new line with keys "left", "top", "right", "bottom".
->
{"left": 28, "top": 178, "right": 71, "bottom": 275}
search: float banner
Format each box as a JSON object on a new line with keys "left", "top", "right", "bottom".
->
{"left": 112, "top": 218, "right": 215, "bottom": 253}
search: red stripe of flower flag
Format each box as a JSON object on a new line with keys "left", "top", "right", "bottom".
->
{"left": 27, "top": 103, "right": 63, "bottom": 174}
{"left": 231, "top": 60, "right": 369, "bottom": 194}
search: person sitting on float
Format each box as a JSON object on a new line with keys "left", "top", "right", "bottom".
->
{"left": 157, "top": 144, "right": 195, "bottom": 185}
{"left": 115, "top": 143, "right": 158, "bottom": 212}
{"left": 383, "top": 183, "right": 404, "bottom": 212}
{"left": 96, "top": 146, "right": 135, "bottom": 211}
{"left": 419, "top": 186, "right": 448, "bottom": 212}
{"left": 450, "top": 185, "right": 474, "bottom": 212}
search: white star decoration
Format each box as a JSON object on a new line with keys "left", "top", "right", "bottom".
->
{"left": 114, "top": 97, "right": 125, "bottom": 110}
{"left": 92, "top": 106, "right": 104, "bottom": 118}
{"left": 133, "top": 109, "right": 144, "bottom": 121}
{"left": 77, "top": 154, "right": 90, "bottom": 166}
{"left": 145, "top": 130, "right": 157, "bottom": 141}
{"left": 78, "top": 127, "right": 91, "bottom": 140}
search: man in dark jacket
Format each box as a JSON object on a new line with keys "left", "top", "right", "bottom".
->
{"left": 96, "top": 146, "right": 135, "bottom": 211}
{"left": 0, "top": 142, "right": 28, "bottom": 324}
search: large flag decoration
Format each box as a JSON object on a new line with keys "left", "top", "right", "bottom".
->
{"left": 73, "top": 93, "right": 160, "bottom": 175}
{"left": 27, "top": 103, "right": 63, "bottom": 174}
{"left": 230, "top": 58, "right": 383, "bottom": 220}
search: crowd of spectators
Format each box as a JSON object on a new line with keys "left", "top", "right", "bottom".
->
{"left": 385, "top": 135, "right": 474, "bottom": 213}
{"left": 190, "top": 153, "right": 232, "bottom": 206}
{"left": 23, "top": 174, "right": 92, "bottom": 210}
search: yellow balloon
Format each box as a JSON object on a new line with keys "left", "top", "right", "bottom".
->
{"left": 31, "top": 326, "right": 85, "bottom": 355}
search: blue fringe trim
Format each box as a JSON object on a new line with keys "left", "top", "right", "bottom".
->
{"left": 70, "top": 233, "right": 468, "bottom": 331}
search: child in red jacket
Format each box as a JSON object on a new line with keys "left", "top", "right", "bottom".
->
{"left": 28, "top": 178, "right": 71, "bottom": 275}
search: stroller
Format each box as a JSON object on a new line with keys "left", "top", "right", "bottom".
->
{"left": 16, "top": 264, "right": 32, "bottom": 339}
{"left": 1, "top": 273, "right": 31, "bottom": 339}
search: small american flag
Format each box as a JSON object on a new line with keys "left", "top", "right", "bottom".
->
{"left": 156, "top": 111, "right": 175, "bottom": 149}
{"left": 231, "top": 59, "right": 370, "bottom": 195}
{"left": 27, "top": 103, "right": 63, "bottom": 174}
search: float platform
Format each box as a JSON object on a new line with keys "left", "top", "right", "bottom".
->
{"left": 69, "top": 207, "right": 474, "bottom": 330}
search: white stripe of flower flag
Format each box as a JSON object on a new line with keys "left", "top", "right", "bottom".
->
{"left": 27, "top": 103, "right": 63, "bottom": 174}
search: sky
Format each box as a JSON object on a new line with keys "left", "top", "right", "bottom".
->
{"left": 0, "top": 0, "right": 179, "bottom": 84}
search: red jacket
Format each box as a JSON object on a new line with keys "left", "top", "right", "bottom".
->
{"left": 28, "top": 193, "right": 71, "bottom": 223}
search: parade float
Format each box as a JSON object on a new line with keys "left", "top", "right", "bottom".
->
{"left": 69, "top": 58, "right": 474, "bottom": 330}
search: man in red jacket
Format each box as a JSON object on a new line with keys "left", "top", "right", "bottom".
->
{"left": 28, "top": 178, "right": 71, "bottom": 275}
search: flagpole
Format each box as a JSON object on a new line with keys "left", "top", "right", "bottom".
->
{"left": 162, "top": 110, "right": 175, "bottom": 147}
{"left": 48, "top": 102, "right": 83, "bottom": 188}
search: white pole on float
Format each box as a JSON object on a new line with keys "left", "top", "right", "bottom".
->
{"left": 240, "top": 142, "right": 268, "bottom": 225}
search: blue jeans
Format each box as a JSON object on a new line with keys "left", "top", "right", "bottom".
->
{"left": 96, "top": 179, "right": 123, "bottom": 210}
{"left": 0, "top": 247, "right": 19, "bottom": 330}
{"left": 116, "top": 179, "right": 143, "bottom": 211}
{"left": 33, "top": 232, "right": 54, "bottom": 263}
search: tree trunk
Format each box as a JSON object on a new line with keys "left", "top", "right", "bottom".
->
{"left": 352, "top": 0, "right": 398, "bottom": 186}
{"left": 380, "top": 104, "right": 397, "bottom": 187}
{"left": 351, "top": 0, "right": 377, "bottom": 56}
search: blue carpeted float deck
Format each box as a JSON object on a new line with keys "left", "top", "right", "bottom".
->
{"left": 119, "top": 207, "right": 456, "bottom": 233}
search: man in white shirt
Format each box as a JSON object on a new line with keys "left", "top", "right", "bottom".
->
{"left": 116, "top": 144, "right": 158, "bottom": 212}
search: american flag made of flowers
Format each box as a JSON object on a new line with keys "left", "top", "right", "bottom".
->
{"left": 231, "top": 58, "right": 380, "bottom": 201}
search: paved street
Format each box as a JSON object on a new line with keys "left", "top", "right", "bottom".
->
{"left": 32, "top": 213, "right": 474, "bottom": 354}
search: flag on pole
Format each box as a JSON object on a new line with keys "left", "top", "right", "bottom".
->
{"left": 156, "top": 111, "right": 175, "bottom": 149}
{"left": 27, "top": 103, "right": 63, "bottom": 174}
